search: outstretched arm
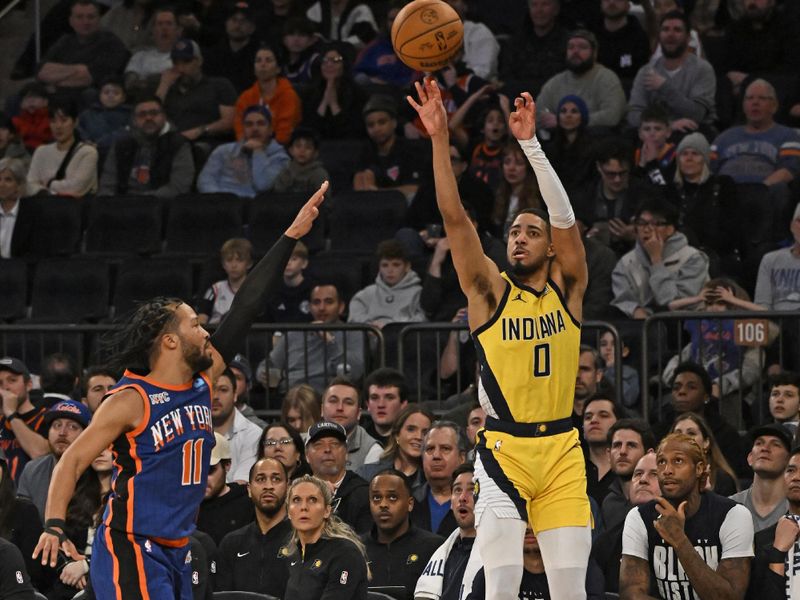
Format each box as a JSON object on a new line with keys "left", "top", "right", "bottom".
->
{"left": 208, "top": 182, "right": 328, "bottom": 378}
{"left": 407, "top": 80, "right": 501, "bottom": 325}
{"left": 509, "top": 93, "right": 587, "bottom": 310}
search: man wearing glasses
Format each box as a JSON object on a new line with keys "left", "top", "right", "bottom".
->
{"left": 610, "top": 198, "right": 709, "bottom": 319}
{"left": 98, "top": 96, "right": 195, "bottom": 197}
{"left": 212, "top": 368, "right": 264, "bottom": 483}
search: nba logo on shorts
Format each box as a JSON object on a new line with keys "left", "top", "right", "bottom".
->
{"left": 340, "top": 571, "right": 348, "bottom": 584}
{"left": 192, "top": 571, "right": 199, "bottom": 585}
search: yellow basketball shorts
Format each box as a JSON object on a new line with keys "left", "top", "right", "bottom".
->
{"left": 473, "top": 427, "right": 591, "bottom": 533}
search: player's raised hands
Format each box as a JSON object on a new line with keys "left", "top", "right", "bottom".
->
{"left": 407, "top": 78, "right": 448, "bottom": 139}
{"left": 285, "top": 180, "right": 328, "bottom": 240}
{"left": 509, "top": 92, "right": 537, "bottom": 141}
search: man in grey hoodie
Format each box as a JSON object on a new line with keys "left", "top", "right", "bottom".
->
{"left": 348, "top": 239, "right": 426, "bottom": 328}
{"left": 611, "top": 198, "right": 709, "bottom": 319}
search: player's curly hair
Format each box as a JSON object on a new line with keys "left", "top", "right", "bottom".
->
{"left": 285, "top": 475, "right": 371, "bottom": 579}
{"left": 101, "top": 297, "right": 184, "bottom": 375}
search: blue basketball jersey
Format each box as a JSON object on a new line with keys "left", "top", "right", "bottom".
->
{"left": 101, "top": 370, "right": 215, "bottom": 543}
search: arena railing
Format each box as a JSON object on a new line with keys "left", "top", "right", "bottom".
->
{"left": 640, "top": 310, "right": 800, "bottom": 430}
{"left": 396, "top": 321, "right": 624, "bottom": 408}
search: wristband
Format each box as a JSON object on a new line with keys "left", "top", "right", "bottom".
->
{"left": 45, "top": 518, "right": 67, "bottom": 530}
{"left": 765, "top": 546, "right": 788, "bottom": 564}
{"left": 6, "top": 411, "right": 20, "bottom": 422}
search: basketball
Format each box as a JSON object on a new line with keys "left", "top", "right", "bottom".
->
{"left": 391, "top": 0, "right": 464, "bottom": 72}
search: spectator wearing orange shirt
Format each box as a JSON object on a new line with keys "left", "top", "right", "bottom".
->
{"left": 234, "top": 44, "right": 301, "bottom": 145}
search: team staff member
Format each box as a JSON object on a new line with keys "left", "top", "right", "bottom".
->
{"left": 408, "top": 81, "right": 591, "bottom": 600}
{"left": 285, "top": 475, "right": 369, "bottom": 600}
{"left": 215, "top": 457, "right": 292, "bottom": 597}
{"left": 362, "top": 469, "right": 443, "bottom": 599}
{"left": 620, "top": 433, "right": 753, "bottom": 599}
{"left": 33, "top": 183, "right": 328, "bottom": 599}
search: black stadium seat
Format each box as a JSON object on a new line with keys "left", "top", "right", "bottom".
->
{"left": 317, "top": 139, "right": 365, "bottom": 194}
{"left": 328, "top": 190, "right": 407, "bottom": 253}
{"left": 248, "top": 192, "right": 326, "bottom": 255}
{"left": 112, "top": 258, "right": 194, "bottom": 318}
{"left": 212, "top": 592, "right": 279, "bottom": 600}
{"left": 0, "top": 259, "right": 28, "bottom": 321}
{"left": 84, "top": 195, "right": 164, "bottom": 256}
{"left": 28, "top": 258, "right": 109, "bottom": 322}
{"left": 164, "top": 193, "right": 245, "bottom": 255}
{"left": 25, "top": 195, "right": 82, "bottom": 257}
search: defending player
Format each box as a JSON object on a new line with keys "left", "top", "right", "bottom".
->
{"left": 407, "top": 80, "right": 591, "bottom": 600}
{"left": 33, "top": 182, "right": 328, "bottom": 599}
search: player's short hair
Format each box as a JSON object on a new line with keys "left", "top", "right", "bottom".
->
{"left": 451, "top": 462, "right": 474, "bottom": 487}
{"left": 364, "top": 368, "right": 409, "bottom": 402}
{"left": 608, "top": 418, "right": 656, "bottom": 450}
{"left": 220, "top": 237, "right": 253, "bottom": 262}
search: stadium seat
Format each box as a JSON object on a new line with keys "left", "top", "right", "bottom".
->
{"left": 366, "top": 592, "right": 397, "bottom": 600}
{"left": 0, "top": 259, "right": 28, "bottom": 321}
{"left": 368, "top": 585, "right": 407, "bottom": 600}
{"left": 112, "top": 258, "right": 194, "bottom": 318}
{"left": 84, "top": 195, "right": 164, "bottom": 256}
{"left": 25, "top": 195, "right": 82, "bottom": 257}
{"left": 305, "top": 252, "right": 370, "bottom": 302}
{"left": 28, "top": 258, "right": 110, "bottom": 322}
{"left": 328, "top": 190, "right": 407, "bottom": 253}
{"left": 0, "top": 329, "right": 85, "bottom": 375}
{"left": 248, "top": 192, "right": 326, "bottom": 255}
{"left": 164, "top": 193, "right": 246, "bottom": 255}
{"left": 317, "top": 139, "right": 365, "bottom": 194}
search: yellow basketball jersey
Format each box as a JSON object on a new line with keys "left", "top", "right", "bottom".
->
{"left": 473, "top": 272, "right": 581, "bottom": 423}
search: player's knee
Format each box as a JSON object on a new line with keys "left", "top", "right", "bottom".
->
{"left": 483, "top": 564, "right": 524, "bottom": 600}
{"left": 545, "top": 567, "right": 587, "bottom": 600}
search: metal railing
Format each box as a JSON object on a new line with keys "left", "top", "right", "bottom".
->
{"left": 641, "top": 310, "right": 800, "bottom": 429}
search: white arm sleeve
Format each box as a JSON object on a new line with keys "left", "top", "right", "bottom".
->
{"left": 719, "top": 504, "right": 755, "bottom": 559}
{"left": 621, "top": 507, "right": 650, "bottom": 560}
{"left": 516, "top": 136, "right": 575, "bottom": 229}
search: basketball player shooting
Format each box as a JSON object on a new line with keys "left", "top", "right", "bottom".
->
{"left": 33, "top": 182, "right": 328, "bottom": 599}
{"left": 408, "top": 80, "right": 591, "bottom": 600}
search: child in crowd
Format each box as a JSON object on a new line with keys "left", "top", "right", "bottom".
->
{"left": 198, "top": 238, "right": 254, "bottom": 325}
{"left": 598, "top": 330, "right": 640, "bottom": 411}
{"left": 633, "top": 105, "right": 675, "bottom": 186}
{"left": 281, "top": 17, "right": 321, "bottom": 86}
{"left": 77, "top": 76, "right": 131, "bottom": 159}
{"left": 348, "top": 239, "right": 426, "bottom": 328}
{"left": 12, "top": 83, "right": 51, "bottom": 151}
{"left": 261, "top": 241, "right": 316, "bottom": 323}
{"left": 0, "top": 112, "right": 30, "bottom": 167}
{"left": 272, "top": 126, "right": 330, "bottom": 195}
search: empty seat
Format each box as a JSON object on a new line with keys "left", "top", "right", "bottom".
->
{"left": 0, "top": 330, "right": 85, "bottom": 376}
{"left": 84, "top": 195, "right": 164, "bottom": 256}
{"left": 328, "top": 191, "right": 407, "bottom": 253}
{"left": 305, "top": 252, "right": 370, "bottom": 302}
{"left": 164, "top": 193, "right": 245, "bottom": 255}
{"left": 317, "top": 139, "right": 365, "bottom": 194}
{"left": 113, "top": 258, "right": 193, "bottom": 318}
{"left": 0, "top": 259, "right": 28, "bottom": 321}
{"left": 29, "top": 259, "right": 110, "bottom": 322}
{"left": 24, "top": 195, "right": 83, "bottom": 257}
{"left": 248, "top": 192, "right": 326, "bottom": 255}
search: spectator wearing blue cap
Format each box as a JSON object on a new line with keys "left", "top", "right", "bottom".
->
{"left": 542, "top": 94, "right": 596, "bottom": 192}
{"left": 17, "top": 399, "right": 91, "bottom": 520}
{"left": 197, "top": 104, "right": 290, "bottom": 197}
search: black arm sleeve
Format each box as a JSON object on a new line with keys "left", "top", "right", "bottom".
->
{"left": 210, "top": 234, "right": 296, "bottom": 363}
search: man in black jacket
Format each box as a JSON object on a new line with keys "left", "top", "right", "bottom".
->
{"left": 363, "top": 469, "right": 443, "bottom": 599}
{"left": 306, "top": 420, "right": 372, "bottom": 533}
{"left": 215, "top": 457, "right": 292, "bottom": 597}
{"left": 98, "top": 96, "right": 194, "bottom": 198}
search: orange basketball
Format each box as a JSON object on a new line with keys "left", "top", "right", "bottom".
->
{"left": 391, "top": 0, "right": 464, "bottom": 72}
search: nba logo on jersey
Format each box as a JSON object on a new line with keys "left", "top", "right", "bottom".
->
{"left": 144, "top": 540, "right": 152, "bottom": 553}
{"left": 340, "top": 571, "right": 348, "bottom": 584}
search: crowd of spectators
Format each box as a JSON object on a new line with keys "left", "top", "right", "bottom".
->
{"left": 2, "top": 0, "right": 800, "bottom": 597}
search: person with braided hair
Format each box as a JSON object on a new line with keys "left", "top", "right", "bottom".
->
{"left": 620, "top": 433, "right": 753, "bottom": 599}
{"left": 33, "top": 181, "right": 329, "bottom": 600}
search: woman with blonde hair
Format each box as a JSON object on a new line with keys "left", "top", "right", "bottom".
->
{"left": 281, "top": 383, "right": 321, "bottom": 435}
{"left": 285, "top": 475, "right": 369, "bottom": 599}
{"left": 671, "top": 412, "right": 740, "bottom": 496}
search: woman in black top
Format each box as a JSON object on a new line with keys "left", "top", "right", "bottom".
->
{"left": 284, "top": 475, "right": 369, "bottom": 600}
{"left": 541, "top": 95, "right": 596, "bottom": 192}
{"left": 258, "top": 421, "right": 312, "bottom": 479}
